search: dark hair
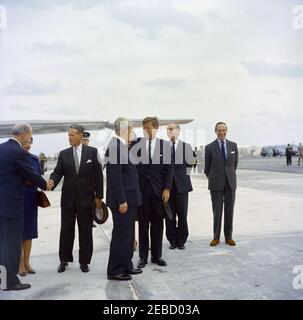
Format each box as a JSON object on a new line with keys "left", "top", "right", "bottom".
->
{"left": 30, "top": 136, "right": 33, "bottom": 143}
{"left": 70, "top": 124, "right": 85, "bottom": 135}
{"left": 142, "top": 116, "right": 159, "bottom": 129}
{"left": 215, "top": 122, "right": 227, "bottom": 131}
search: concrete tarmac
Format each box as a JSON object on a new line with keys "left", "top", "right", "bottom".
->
{"left": 1, "top": 158, "right": 303, "bottom": 300}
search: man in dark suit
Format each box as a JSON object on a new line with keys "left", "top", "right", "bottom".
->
{"left": 131, "top": 117, "right": 174, "bottom": 268}
{"left": 204, "top": 122, "right": 238, "bottom": 247}
{"left": 166, "top": 123, "right": 193, "bottom": 250}
{"left": 106, "top": 118, "right": 143, "bottom": 281}
{"left": 0, "top": 123, "right": 50, "bottom": 291}
{"left": 49, "top": 124, "right": 103, "bottom": 273}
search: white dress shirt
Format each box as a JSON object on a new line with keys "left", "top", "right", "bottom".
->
{"left": 74, "top": 143, "right": 83, "bottom": 164}
{"left": 217, "top": 138, "right": 227, "bottom": 159}
{"left": 146, "top": 137, "right": 157, "bottom": 158}
{"left": 170, "top": 138, "right": 179, "bottom": 151}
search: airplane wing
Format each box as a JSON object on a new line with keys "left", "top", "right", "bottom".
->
{"left": 0, "top": 119, "right": 194, "bottom": 138}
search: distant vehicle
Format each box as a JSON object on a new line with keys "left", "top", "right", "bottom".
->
{"left": 261, "top": 145, "right": 298, "bottom": 157}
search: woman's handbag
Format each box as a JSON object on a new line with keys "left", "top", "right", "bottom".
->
{"left": 37, "top": 190, "right": 51, "bottom": 208}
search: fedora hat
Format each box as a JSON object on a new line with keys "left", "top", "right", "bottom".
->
{"left": 92, "top": 201, "right": 109, "bottom": 224}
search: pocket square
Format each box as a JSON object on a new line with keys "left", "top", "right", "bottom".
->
{"left": 86, "top": 159, "right": 92, "bottom": 163}
{"left": 231, "top": 151, "right": 235, "bottom": 154}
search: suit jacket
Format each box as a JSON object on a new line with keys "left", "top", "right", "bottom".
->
{"left": 204, "top": 139, "right": 238, "bottom": 191}
{"left": 172, "top": 140, "right": 193, "bottom": 194}
{"left": 50, "top": 144, "right": 103, "bottom": 209}
{"left": 131, "top": 137, "right": 174, "bottom": 199}
{"left": 0, "top": 139, "right": 47, "bottom": 218}
{"left": 105, "top": 137, "right": 142, "bottom": 209}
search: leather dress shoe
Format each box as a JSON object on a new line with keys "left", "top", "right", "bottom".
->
{"left": 210, "top": 239, "right": 220, "bottom": 246}
{"left": 151, "top": 257, "right": 167, "bottom": 266}
{"left": 108, "top": 274, "right": 132, "bottom": 281}
{"left": 4, "top": 283, "right": 31, "bottom": 291}
{"left": 137, "top": 259, "right": 147, "bottom": 269}
{"left": 57, "top": 261, "right": 68, "bottom": 273}
{"left": 225, "top": 239, "right": 236, "bottom": 246}
{"left": 177, "top": 244, "right": 185, "bottom": 250}
{"left": 127, "top": 268, "right": 143, "bottom": 275}
{"left": 169, "top": 243, "right": 177, "bottom": 249}
{"left": 80, "top": 264, "right": 89, "bottom": 273}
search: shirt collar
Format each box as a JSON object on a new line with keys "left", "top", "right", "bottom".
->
{"left": 10, "top": 137, "right": 22, "bottom": 147}
{"left": 217, "top": 138, "right": 226, "bottom": 145}
{"left": 74, "top": 143, "right": 83, "bottom": 151}
{"left": 171, "top": 138, "right": 179, "bottom": 146}
{"left": 146, "top": 137, "right": 157, "bottom": 144}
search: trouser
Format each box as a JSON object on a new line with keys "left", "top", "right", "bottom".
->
{"left": 138, "top": 181, "right": 163, "bottom": 261}
{"left": 210, "top": 183, "right": 236, "bottom": 240}
{"left": 286, "top": 156, "right": 292, "bottom": 166}
{"left": 59, "top": 198, "right": 93, "bottom": 264}
{"left": 166, "top": 183, "right": 189, "bottom": 246}
{"left": 0, "top": 217, "right": 23, "bottom": 289}
{"left": 298, "top": 155, "right": 303, "bottom": 165}
{"left": 107, "top": 207, "right": 136, "bottom": 276}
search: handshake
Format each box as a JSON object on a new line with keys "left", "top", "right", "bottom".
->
{"left": 46, "top": 179, "right": 54, "bottom": 191}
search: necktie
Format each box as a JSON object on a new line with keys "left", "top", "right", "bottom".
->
{"left": 172, "top": 141, "right": 176, "bottom": 165}
{"left": 221, "top": 140, "right": 226, "bottom": 162}
{"left": 74, "top": 147, "right": 80, "bottom": 174}
{"left": 148, "top": 140, "right": 152, "bottom": 164}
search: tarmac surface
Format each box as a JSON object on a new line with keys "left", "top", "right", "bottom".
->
{"left": 1, "top": 157, "right": 303, "bottom": 300}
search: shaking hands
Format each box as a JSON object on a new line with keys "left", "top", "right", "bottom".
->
{"left": 46, "top": 179, "right": 54, "bottom": 191}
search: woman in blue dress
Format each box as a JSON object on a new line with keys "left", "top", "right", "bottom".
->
{"left": 19, "top": 137, "right": 41, "bottom": 276}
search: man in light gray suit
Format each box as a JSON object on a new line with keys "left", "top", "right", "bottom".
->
{"left": 204, "top": 122, "right": 238, "bottom": 247}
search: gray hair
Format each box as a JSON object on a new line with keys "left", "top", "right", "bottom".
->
{"left": 12, "top": 123, "right": 32, "bottom": 136}
{"left": 70, "top": 124, "right": 84, "bottom": 135}
{"left": 114, "top": 117, "right": 130, "bottom": 135}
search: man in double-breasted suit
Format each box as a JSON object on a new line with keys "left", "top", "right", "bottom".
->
{"left": 204, "top": 122, "right": 238, "bottom": 247}
{"left": 50, "top": 124, "right": 103, "bottom": 273}
{"left": 165, "top": 123, "right": 193, "bottom": 250}
{"left": 106, "top": 118, "right": 143, "bottom": 281}
{"left": 131, "top": 117, "right": 174, "bottom": 268}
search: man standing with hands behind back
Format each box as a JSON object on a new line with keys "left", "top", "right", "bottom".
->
{"left": 204, "top": 122, "right": 238, "bottom": 247}
{"left": 49, "top": 124, "right": 103, "bottom": 273}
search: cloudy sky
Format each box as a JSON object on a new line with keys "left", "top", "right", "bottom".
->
{"left": 0, "top": 0, "right": 302, "bottom": 155}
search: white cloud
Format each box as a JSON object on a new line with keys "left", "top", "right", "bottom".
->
{"left": 28, "top": 40, "right": 85, "bottom": 55}
{"left": 144, "top": 77, "right": 187, "bottom": 89}
{"left": 2, "top": 79, "right": 62, "bottom": 95}
{"left": 243, "top": 60, "right": 303, "bottom": 78}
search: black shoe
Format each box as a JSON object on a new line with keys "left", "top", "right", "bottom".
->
{"left": 108, "top": 274, "right": 132, "bottom": 281}
{"left": 4, "top": 283, "right": 31, "bottom": 291}
{"left": 57, "top": 261, "right": 68, "bottom": 273}
{"left": 127, "top": 268, "right": 143, "bottom": 275}
{"left": 169, "top": 243, "right": 177, "bottom": 249}
{"left": 137, "top": 259, "right": 147, "bottom": 269}
{"left": 177, "top": 244, "right": 185, "bottom": 250}
{"left": 80, "top": 264, "right": 89, "bottom": 273}
{"left": 151, "top": 257, "right": 167, "bottom": 266}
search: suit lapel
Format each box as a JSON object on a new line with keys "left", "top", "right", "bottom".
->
{"left": 79, "top": 144, "right": 87, "bottom": 172}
